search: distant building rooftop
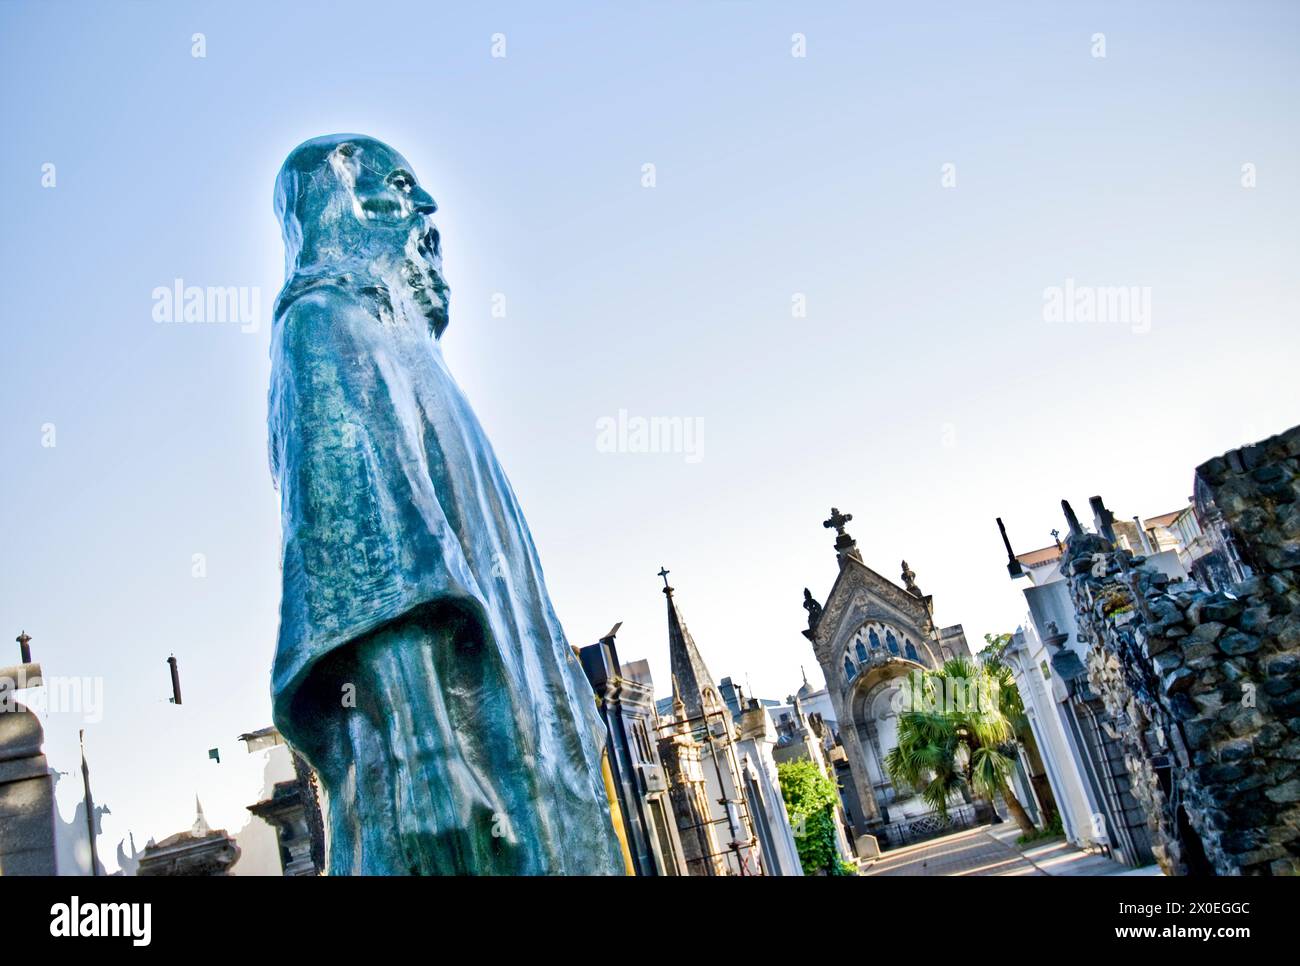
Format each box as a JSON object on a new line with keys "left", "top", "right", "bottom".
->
{"left": 1143, "top": 510, "right": 1183, "bottom": 529}
{"left": 1016, "top": 544, "right": 1064, "bottom": 568}
{"left": 237, "top": 727, "right": 284, "bottom": 753}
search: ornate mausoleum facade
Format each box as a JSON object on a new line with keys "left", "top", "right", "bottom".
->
{"left": 800, "top": 509, "right": 971, "bottom": 845}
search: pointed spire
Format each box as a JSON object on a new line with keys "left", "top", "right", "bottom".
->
{"left": 670, "top": 675, "right": 687, "bottom": 722}
{"left": 661, "top": 569, "right": 720, "bottom": 722}
{"left": 79, "top": 729, "right": 101, "bottom": 876}
{"left": 192, "top": 796, "right": 210, "bottom": 837}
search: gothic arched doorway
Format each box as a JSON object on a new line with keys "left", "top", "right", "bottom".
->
{"left": 848, "top": 660, "right": 927, "bottom": 825}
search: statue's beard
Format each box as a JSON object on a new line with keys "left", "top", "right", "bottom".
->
{"left": 282, "top": 223, "right": 450, "bottom": 337}
{"left": 394, "top": 225, "right": 449, "bottom": 337}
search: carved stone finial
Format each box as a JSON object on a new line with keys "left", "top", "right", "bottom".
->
{"left": 670, "top": 676, "right": 687, "bottom": 721}
{"left": 802, "top": 588, "right": 823, "bottom": 630}
{"left": 900, "top": 560, "right": 922, "bottom": 597}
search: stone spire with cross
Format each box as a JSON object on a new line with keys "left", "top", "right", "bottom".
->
{"left": 659, "top": 567, "right": 722, "bottom": 722}
{"left": 823, "top": 506, "right": 859, "bottom": 562}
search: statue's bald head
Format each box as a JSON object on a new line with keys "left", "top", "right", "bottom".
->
{"left": 274, "top": 134, "right": 448, "bottom": 335}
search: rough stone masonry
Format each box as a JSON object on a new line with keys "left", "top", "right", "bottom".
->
{"left": 1061, "top": 425, "right": 1300, "bottom": 875}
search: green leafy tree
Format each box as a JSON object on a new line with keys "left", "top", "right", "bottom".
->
{"left": 884, "top": 657, "right": 1036, "bottom": 835}
{"left": 777, "top": 759, "right": 856, "bottom": 876}
{"left": 981, "top": 631, "right": 1013, "bottom": 662}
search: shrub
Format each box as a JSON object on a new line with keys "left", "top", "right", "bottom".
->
{"left": 777, "top": 759, "right": 856, "bottom": 876}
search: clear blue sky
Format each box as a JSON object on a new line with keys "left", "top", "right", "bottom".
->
{"left": 2, "top": 1, "right": 1297, "bottom": 870}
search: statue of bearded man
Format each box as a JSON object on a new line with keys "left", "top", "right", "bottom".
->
{"left": 266, "top": 134, "right": 624, "bottom": 875}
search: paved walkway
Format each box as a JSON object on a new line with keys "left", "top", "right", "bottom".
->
{"left": 861, "top": 824, "right": 1160, "bottom": 876}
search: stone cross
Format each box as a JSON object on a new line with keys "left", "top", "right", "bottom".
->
{"left": 823, "top": 507, "right": 858, "bottom": 555}
{"left": 823, "top": 507, "right": 852, "bottom": 535}
{"left": 658, "top": 566, "right": 676, "bottom": 598}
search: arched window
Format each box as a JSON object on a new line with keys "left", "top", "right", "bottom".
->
{"left": 855, "top": 640, "right": 868, "bottom": 663}
{"left": 844, "top": 656, "right": 856, "bottom": 679}
{"left": 904, "top": 640, "right": 919, "bottom": 662}
{"left": 869, "top": 628, "right": 882, "bottom": 650}
{"left": 886, "top": 630, "right": 899, "bottom": 655}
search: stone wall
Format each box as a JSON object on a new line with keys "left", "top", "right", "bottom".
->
{"left": 0, "top": 684, "right": 58, "bottom": 875}
{"left": 1062, "top": 425, "right": 1300, "bottom": 876}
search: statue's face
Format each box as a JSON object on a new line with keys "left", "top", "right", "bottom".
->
{"left": 277, "top": 134, "right": 451, "bottom": 334}
{"left": 327, "top": 138, "right": 441, "bottom": 265}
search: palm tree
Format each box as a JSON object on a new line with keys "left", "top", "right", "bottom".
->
{"left": 983, "top": 637, "right": 1060, "bottom": 829}
{"left": 885, "top": 657, "right": 1036, "bottom": 835}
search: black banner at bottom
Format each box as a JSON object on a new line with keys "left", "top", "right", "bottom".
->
{"left": 1, "top": 873, "right": 1287, "bottom": 950}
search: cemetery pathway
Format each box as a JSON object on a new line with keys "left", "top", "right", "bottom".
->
{"left": 860, "top": 824, "right": 1147, "bottom": 876}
